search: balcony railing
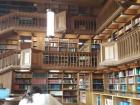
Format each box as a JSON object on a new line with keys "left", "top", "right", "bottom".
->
{"left": 69, "top": 16, "right": 95, "bottom": 34}
{"left": 42, "top": 51, "right": 99, "bottom": 70}
{"left": 0, "top": 50, "right": 20, "bottom": 73}
{"left": 100, "top": 26, "right": 140, "bottom": 66}
{"left": 0, "top": 48, "right": 100, "bottom": 72}
{"left": 0, "top": 11, "right": 46, "bottom": 35}
{"left": 117, "top": 27, "right": 140, "bottom": 60}
{"left": 0, "top": 11, "right": 95, "bottom": 35}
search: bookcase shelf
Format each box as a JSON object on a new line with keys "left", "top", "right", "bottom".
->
{"left": 11, "top": 70, "right": 93, "bottom": 104}
{"left": 32, "top": 71, "right": 48, "bottom": 93}
{"left": 105, "top": 67, "right": 140, "bottom": 94}
{"left": 45, "top": 38, "right": 78, "bottom": 52}
{"left": 63, "top": 72, "right": 78, "bottom": 104}
{"left": 92, "top": 73, "right": 104, "bottom": 91}
{"left": 12, "top": 71, "right": 32, "bottom": 93}
{"left": 92, "top": 91, "right": 140, "bottom": 105}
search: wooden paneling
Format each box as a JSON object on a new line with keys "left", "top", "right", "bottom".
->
{"left": 0, "top": 71, "right": 12, "bottom": 90}
{"left": 55, "top": 11, "right": 66, "bottom": 33}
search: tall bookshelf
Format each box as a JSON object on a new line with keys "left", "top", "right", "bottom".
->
{"left": 48, "top": 71, "right": 63, "bottom": 103}
{"left": 11, "top": 70, "right": 93, "bottom": 104}
{"left": 79, "top": 72, "right": 91, "bottom": 104}
{"left": 63, "top": 72, "right": 78, "bottom": 104}
{"left": 12, "top": 71, "right": 32, "bottom": 93}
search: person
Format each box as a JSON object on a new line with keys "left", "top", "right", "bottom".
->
{"left": 18, "top": 86, "right": 62, "bottom": 105}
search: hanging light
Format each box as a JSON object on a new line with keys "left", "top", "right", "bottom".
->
{"left": 47, "top": 9, "right": 55, "bottom": 37}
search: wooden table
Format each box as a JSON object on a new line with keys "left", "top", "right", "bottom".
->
{"left": 0, "top": 97, "right": 20, "bottom": 105}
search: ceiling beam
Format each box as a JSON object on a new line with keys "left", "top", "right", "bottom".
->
{"left": 124, "top": 9, "right": 138, "bottom": 15}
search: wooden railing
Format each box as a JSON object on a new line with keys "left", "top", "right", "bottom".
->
{"left": 43, "top": 51, "right": 99, "bottom": 69}
{"left": 117, "top": 27, "right": 140, "bottom": 60}
{"left": 30, "top": 49, "right": 101, "bottom": 70}
{"left": 0, "top": 11, "right": 46, "bottom": 35}
{"left": 0, "top": 11, "right": 96, "bottom": 35}
{"left": 100, "top": 27, "right": 140, "bottom": 66}
{"left": 0, "top": 50, "right": 20, "bottom": 73}
{"left": 0, "top": 48, "right": 100, "bottom": 72}
{"left": 69, "top": 16, "right": 95, "bottom": 35}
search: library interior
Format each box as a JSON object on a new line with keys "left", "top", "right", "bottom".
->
{"left": 0, "top": 0, "right": 140, "bottom": 105}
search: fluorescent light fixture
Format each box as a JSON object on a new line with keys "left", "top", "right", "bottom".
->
{"left": 47, "top": 9, "right": 55, "bottom": 37}
{"left": 24, "top": 40, "right": 32, "bottom": 43}
{"left": 49, "top": 70, "right": 60, "bottom": 72}
{"left": 15, "top": 69, "right": 30, "bottom": 72}
{"left": 78, "top": 42, "right": 83, "bottom": 45}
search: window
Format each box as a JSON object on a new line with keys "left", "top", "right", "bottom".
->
{"left": 105, "top": 45, "right": 114, "bottom": 60}
{"left": 20, "top": 36, "right": 32, "bottom": 43}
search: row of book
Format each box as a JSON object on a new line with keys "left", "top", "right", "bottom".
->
{"left": 93, "top": 79, "right": 104, "bottom": 91}
{"left": 109, "top": 78, "right": 119, "bottom": 84}
{"left": 105, "top": 98, "right": 113, "bottom": 105}
{"left": 109, "top": 84, "right": 140, "bottom": 93}
{"left": 63, "top": 97, "right": 77, "bottom": 103}
{"left": 109, "top": 68, "right": 140, "bottom": 78}
{"left": 48, "top": 84, "right": 62, "bottom": 90}
{"left": 15, "top": 79, "right": 31, "bottom": 84}
{"left": 32, "top": 73, "right": 48, "bottom": 78}
{"left": 32, "top": 78, "right": 47, "bottom": 84}
{"left": 63, "top": 91, "right": 77, "bottom": 96}
{"left": 48, "top": 79, "right": 62, "bottom": 84}
{"left": 109, "top": 76, "right": 140, "bottom": 85}
{"left": 16, "top": 73, "right": 32, "bottom": 78}
{"left": 13, "top": 84, "right": 30, "bottom": 91}
{"left": 119, "top": 101, "right": 130, "bottom": 105}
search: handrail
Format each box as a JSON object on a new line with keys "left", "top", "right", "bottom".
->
{"left": 0, "top": 50, "right": 20, "bottom": 73}
{"left": 69, "top": 16, "right": 95, "bottom": 34}
{"left": 42, "top": 51, "right": 99, "bottom": 68}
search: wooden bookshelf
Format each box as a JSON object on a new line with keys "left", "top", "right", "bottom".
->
{"left": 92, "top": 73, "right": 104, "bottom": 91}
{"left": 32, "top": 71, "right": 48, "bottom": 93}
{"left": 63, "top": 72, "right": 78, "bottom": 104}
{"left": 48, "top": 71, "right": 63, "bottom": 103}
{"left": 12, "top": 71, "right": 32, "bottom": 94}
{"left": 10, "top": 70, "right": 94, "bottom": 105}
{"left": 105, "top": 67, "right": 140, "bottom": 94}
{"left": 79, "top": 72, "right": 91, "bottom": 104}
{"left": 45, "top": 38, "right": 78, "bottom": 52}
{"left": 92, "top": 92, "right": 140, "bottom": 105}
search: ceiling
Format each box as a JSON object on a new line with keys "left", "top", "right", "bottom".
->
{"left": 2, "top": 0, "right": 107, "bottom": 7}
{"left": 74, "top": 0, "right": 106, "bottom": 7}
